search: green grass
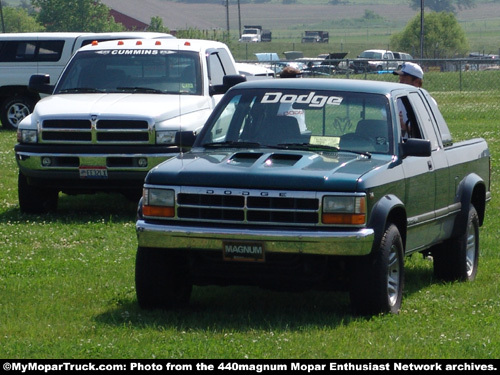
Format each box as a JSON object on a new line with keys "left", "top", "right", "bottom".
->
{"left": 0, "top": 78, "right": 499, "bottom": 359}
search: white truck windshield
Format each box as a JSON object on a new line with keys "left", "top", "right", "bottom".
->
{"left": 56, "top": 50, "right": 202, "bottom": 95}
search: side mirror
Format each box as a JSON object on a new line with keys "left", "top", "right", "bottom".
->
{"left": 175, "top": 131, "right": 197, "bottom": 148}
{"left": 400, "top": 138, "right": 432, "bottom": 158}
{"left": 210, "top": 74, "right": 246, "bottom": 95}
{"left": 29, "top": 74, "right": 54, "bottom": 95}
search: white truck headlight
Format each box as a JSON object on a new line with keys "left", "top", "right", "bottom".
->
{"left": 156, "top": 130, "right": 177, "bottom": 145}
{"left": 322, "top": 195, "right": 366, "bottom": 225}
{"left": 17, "top": 129, "right": 38, "bottom": 144}
{"left": 142, "top": 188, "right": 175, "bottom": 217}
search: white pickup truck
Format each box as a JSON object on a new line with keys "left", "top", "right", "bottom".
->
{"left": 15, "top": 38, "right": 244, "bottom": 213}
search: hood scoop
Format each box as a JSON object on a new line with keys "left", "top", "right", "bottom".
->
{"left": 227, "top": 152, "right": 303, "bottom": 168}
{"left": 263, "top": 153, "right": 303, "bottom": 168}
{"left": 227, "top": 152, "right": 264, "bottom": 166}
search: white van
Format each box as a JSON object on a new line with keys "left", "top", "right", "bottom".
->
{"left": 0, "top": 32, "right": 173, "bottom": 129}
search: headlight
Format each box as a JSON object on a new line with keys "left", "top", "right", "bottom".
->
{"left": 322, "top": 195, "right": 366, "bottom": 225}
{"left": 156, "top": 130, "right": 177, "bottom": 145}
{"left": 142, "top": 188, "right": 175, "bottom": 217}
{"left": 18, "top": 129, "right": 38, "bottom": 144}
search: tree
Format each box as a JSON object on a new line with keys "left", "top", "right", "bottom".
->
{"left": 147, "top": 16, "right": 170, "bottom": 33}
{"left": 31, "top": 0, "right": 124, "bottom": 32}
{"left": 390, "top": 12, "right": 469, "bottom": 58}
{"left": 2, "top": 6, "right": 44, "bottom": 32}
{"left": 409, "top": 0, "right": 476, "bottom": 14}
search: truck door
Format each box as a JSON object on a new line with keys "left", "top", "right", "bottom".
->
{"left": 397, "top": 93, "right": 438, "bottom": 252}
{"left": 408, "top": 92, "right": 451, "bottom": 240}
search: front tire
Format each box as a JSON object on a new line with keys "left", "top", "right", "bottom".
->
{"left": 433, "top": 205, "right": 479, "bottom": 282}
{"left": 350, "top": 224, "right": 404, "bottom": 315}
{"left": 18, "top": 172, "right": 59, "bottom": 213}
{"left": 135, "top": 247, "right": 192, "bottom": 310}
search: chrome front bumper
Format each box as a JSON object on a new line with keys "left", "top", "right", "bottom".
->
{"left": 136, "top": 220, "right": 375, "bottom": 256}
{"left": 15, "top": 150, "right": 174, "bottom": 176}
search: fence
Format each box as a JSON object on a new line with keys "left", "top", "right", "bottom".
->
{"left": 237, "top": 57, "right": 500, "bottom": 124}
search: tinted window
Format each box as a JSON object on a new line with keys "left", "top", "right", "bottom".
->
{"left": 0, "top": 40, "right": 64, "bottom": 62}
{"left": 37, "top": 41, "right": 65, "bottom": 61}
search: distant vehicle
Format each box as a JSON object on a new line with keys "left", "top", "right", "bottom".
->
{"left": 350, "top": 49, "right": 399, "bottom": 73}
{"left": 302, "top": 31, "right": 329, "bottom": 43}
{"left": 239, "top": 25, "right": 272, "bottom": 43}
{"left": 236, "top": 63, "right": 275, "bottom": 80}
{"left": 393, "top": 52, "right": 413, "bottom": 70}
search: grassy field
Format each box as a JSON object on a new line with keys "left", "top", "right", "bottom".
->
{"left": 0, "top": 77, "right": 499, "bottom": 358}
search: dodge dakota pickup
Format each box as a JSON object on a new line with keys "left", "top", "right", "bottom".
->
{"left": 135, "top": 78, "right": 491, "bottom": 315}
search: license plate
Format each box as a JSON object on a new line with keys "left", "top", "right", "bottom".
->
{"left": 79, "top": 166, "right": 108, "bottom": 179}
{"left": 223, "top": 241, "right": 265, "bottom": 262}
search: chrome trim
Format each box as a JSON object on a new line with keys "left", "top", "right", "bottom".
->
{"left": 136, "top": 220, "right": 375, "bottom": 256}
{"left": 38, "top": 118, "right": 154, "bottom": 145}
{"left": 15, "top": 151, "right": 174, "bottom": 171}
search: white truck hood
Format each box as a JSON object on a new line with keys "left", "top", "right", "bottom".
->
{"left": 31, "top": 93, "right": 213, "bottom": 122}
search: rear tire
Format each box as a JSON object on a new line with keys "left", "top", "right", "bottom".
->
{"left": 350, "top": 223, "right": 404, "bottom": 315}
{"left": 18, "top": 172, "right": 58, "bottom": 213}
{"left": 135, "top": 247, "right": 192, "bottom": 310}
{"left": 433, "top": 205, "right": 479, "bottom": 282}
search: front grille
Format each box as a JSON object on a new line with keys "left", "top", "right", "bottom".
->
{"left": 40, "top": 119, "right": 151, "bottom": 144}
{"left": 176, "top": 190, "right": 320, "bottom": 225}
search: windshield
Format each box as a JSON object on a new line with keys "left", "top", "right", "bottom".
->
{"left": 198, "top": 88, "right": 392, "bottom": 154}
{"left": 359, "top": 51, "right": 383, "bottom": 59}
{"left": 55, "top": 49, "right": 202, "bottom": 95}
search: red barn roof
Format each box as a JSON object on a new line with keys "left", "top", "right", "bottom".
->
{"left": 110, "top": 9, "right": 149, "bottom": 31}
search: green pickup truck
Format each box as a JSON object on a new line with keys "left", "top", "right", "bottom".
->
{"left": 135, "top": 78, "right": 491, "bottom": 315}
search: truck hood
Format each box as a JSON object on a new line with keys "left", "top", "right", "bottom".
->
{"left": 146, "top": 149, "right": 390, "bottom": 191}
{"left": 32, "top": 93, "right": 212, "bottom": 121}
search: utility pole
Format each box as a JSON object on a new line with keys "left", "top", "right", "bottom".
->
{"left": 226, "top": 0, "right": 230, "bottom": 38}
{"left": 0, "top": 0, "right": 6, "bottom": 33}
{"left": 238, "top": 0, "right": 241, "bottom": 39}
{"left": 420, "top": 0, "right": 424, "bottom": 58}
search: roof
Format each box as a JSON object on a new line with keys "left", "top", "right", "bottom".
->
{"left": 233, "top": 78, "right": 408, "bottom": 95}
{"left": 0, "top": 32, "right": 173, "bottom": 41}
{"left": 77, "top": 38, "right": 229, "bottom": 52}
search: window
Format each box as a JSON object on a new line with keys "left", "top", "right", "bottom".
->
{"left": 0, "top": 40, "right": 65, "bottom": 62}
{"left": 408, "top": 92, "right": 440, "bottom": 150}
{"left": 200, "top": 88, "right": 392, "bottom": 154}
{"left": 37, "top": 41, "right": 65, "bottom": 62}
{"left": 55, "top": 49, "right": 202, "bottom": 95}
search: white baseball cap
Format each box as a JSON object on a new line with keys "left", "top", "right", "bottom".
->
{"left": 393, "top": 62, "right": 424, "bottom": 79}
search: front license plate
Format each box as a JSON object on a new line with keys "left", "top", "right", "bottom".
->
{"left": 223, "top": 241, "right": 265, "bottom": 262}
{"left": 79, "top": 166, "right": 108, "bottom": 179}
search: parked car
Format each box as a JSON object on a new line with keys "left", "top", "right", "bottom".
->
{"left": 393, "top": 52, "right": 413, "bottom": 70}
{"left": 350, "top": 49, "right": 399, "bottom": 73}
{"left": 236, "top": 63, "right": 275, "bottom": 79}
